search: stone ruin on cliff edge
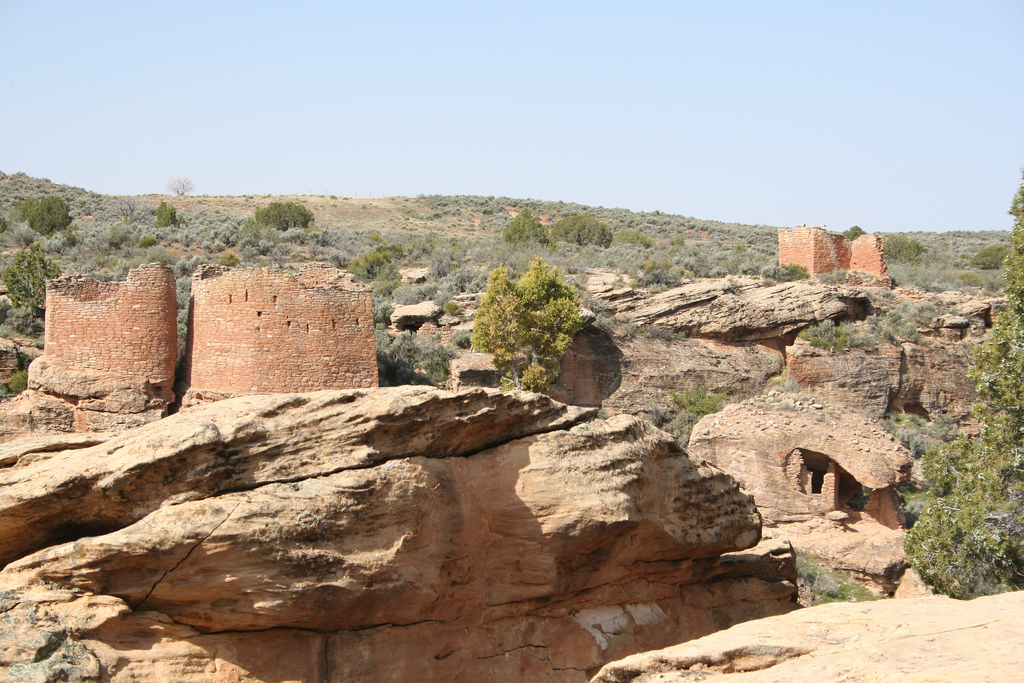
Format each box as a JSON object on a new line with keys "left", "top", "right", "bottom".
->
{"left": 179, "top": 262, "right": 378, "bottom": 406}
{"left": 778, "top": 224, "right": 888, "bottom": 280}
{"left": 27, "top": 263, "right": 179, "bottom": 431}
{"left": 0, "top": 262, "right": 377, "bottom": 439}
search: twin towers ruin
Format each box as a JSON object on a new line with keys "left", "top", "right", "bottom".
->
{"left": 33, "top": 262, "right": 377, "bottom": 425}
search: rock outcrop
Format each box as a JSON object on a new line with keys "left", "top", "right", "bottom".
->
{"left": 593, "top": 591, "right": 1024, "bottom": 683}
{"left": 390, "top": 300, "right": 443, "bottom": 330}
{"left": 688, "top": 395, "right": 912, "bottom": 591}
{"left": 598, "top": 336, "right": 784, "bottom": 415}
{"left": 0, "top": 387, "right": 797, "bottom": 681}
{"left": 447, "top": 352, "right": 502, "bottom": 389}
{"left": 788, "top": 321, "right": 984, "bottom": 427}
{"left": 610, "top": 279, "right": 867, "bottom": 343}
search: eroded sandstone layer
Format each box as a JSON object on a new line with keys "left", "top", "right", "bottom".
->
{"left": 593, "top": 591, "right": 1024, "bottom": 683}
{"left": 0, "top": 387, "right": 797, "bottom": 682}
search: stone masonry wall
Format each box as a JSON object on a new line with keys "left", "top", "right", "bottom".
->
{"left": 849, "top": 233, "right": 888, "bottom": 277}
{"left": 778, "top": 226, "right": 887, "bottom": 278}
{"left": 183, "top": 263, "right": 377, "bottom": 397}
{"left": 33, "top": 263, "right": 178, "bottom": 399}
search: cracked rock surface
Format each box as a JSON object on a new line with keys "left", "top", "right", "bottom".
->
{"left": 0, "top": 386, "right": 797, "bottom": 682}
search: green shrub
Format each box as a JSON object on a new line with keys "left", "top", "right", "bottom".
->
{"left": 349, "top": 246, "right": 396, "bottom": 281}
{"left": 796, "top": 551, "right": 879, "bottom": 604}
{"left": 254, "top": 202, "right": 314, "bottom": 230}
{"left": 503, "top": 208, "right": 550, "bottom": 245}
{"left": 665, "top": 385, "right": 726, "bottom": 445}
{"left": 236, "top": 218, "right": 279, "bottom": 254}
{"left": 885, "top": 234, "right": 928, "bottom": 263}
{"left": 4, "top": 308, "right": 43, "bottom": 336}
{"left": 798, "top": 320, "right": 849, "bottom": 352}
{"left": 969, "top": 244, "right": 1010, "bottom": 270}
{"left": 883, "top": 412, "right": 958, "bottom": 459}
{"left": 452, "top": 329, "right": 472, "bottom": 348}
{"left": 636, "top": 258, "right": 681, "bottom": 288}
{"left": 372, "top": 292, "right": 393, "bottom": 326}
{"left": 612, "top": 229, "right": 655, "bottom": 248}
{"left": 155, "top": 201, "right": 180, "bottom": 228}
{"left": 17, "top": 196, "right": 72, "bottom": 236}
{"left": 550, "top": 215, "right": 612, "bottom": 247}
{"left": 5, "top": 370, "right": 27, "bottom": 394}
{"left": 219, "top": 252, "right": 240, "bottom": 267}
{"left": 138, "top": 236, "right": 159, "bottom": 248}
{"left": 443, "top": 301, "right": 462, "bottom": 316}
{"left": 376, "top": 330, "right": 455, "bottom": 386}
{"left": 782, "top": 263, "right": 810, "bottom": 280}
{"left": 958, "top": 270, "right": 985, "bottom": 287}
{"left": 843, "top": 225, "right": 866, "bottom": 241}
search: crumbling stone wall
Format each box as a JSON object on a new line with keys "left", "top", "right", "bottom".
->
{"left": 778, "top": 225, "right": 888, "bottom": 278}
{"left": 183, "top": 263, "right": 377, "bottom": 400}
{"left": 849, "top": 234, "right": 887, "bottom": 276}
{"left": 0, "top": 339, "right": 20, "bottom": 383}
{"left": 32, "top": 264, "right": 178, "bottom": 404}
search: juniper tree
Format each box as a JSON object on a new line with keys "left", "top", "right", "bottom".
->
{"left": 905, "top": 171, "right": 1024, "bottom": 598}
{"left": 502, "top": 208, "right": 550, "bottom": 246}
{"left": 2, "top": 243, "right": 61, "bottom": 315}
{"left": 471, "top": 258, "right": 580, "bottom": 392}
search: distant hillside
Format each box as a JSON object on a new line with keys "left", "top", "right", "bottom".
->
{"left": 0, "top": 170, "right": 1011, "bottom": 299}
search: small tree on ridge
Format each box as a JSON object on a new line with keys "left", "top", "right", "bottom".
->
{"left": 471, "top": 258, "right": 581, "bottom": 392}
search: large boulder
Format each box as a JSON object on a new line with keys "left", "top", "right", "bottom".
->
{"left": 593, "top": 592, "right": 1024, "bottom": 683}
{"left": 390, "top": 301, "right": 442, "bottom": 330}
{"left": 624, "top": 280, "right": 864, "bottom": 342}
{"left": 0, "top": 387, "right": 797, "bottom": 681}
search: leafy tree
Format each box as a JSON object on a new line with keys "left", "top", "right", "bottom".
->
{"left": 1, "top": 243, "right": 61, "bottom": 314}
{"left": 155, "top": 201, "right": 180, "bottom": 228}
{"left": 843, "top": 225, "right": 866, "bottom": 241}
{"left": 503, "top": 208, "right": 550, "bottom": 246}
{"left": 884, "top": 234, "right": 928, "bottom": 263}
{"left": 905, "top": 172, "right": 1024, "bottom": 598}
{"left": 254, "top": 202, "right": 314, "bottom": 231}
{"left": 969, "top": 244, "right": 1011, "bottom": 270}
{"left": 471, "top": 258, "right": 581, "bottom": 392}
{"left": 17, "top": 196, "right": 72, "bottom": 236}
{"left": 550, "top": 215, "right": 612, "bottom": 247}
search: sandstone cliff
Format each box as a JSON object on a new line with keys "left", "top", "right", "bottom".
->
{"left": 0, "top": 387, "right": 797, "bottom": 682}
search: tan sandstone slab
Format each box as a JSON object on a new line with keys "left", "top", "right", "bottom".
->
{"left": 593, "top": 591, "right": 1024, "bottom": 683}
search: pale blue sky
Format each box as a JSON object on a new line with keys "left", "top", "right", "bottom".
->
{"left": 1, "top": 1, "right": 1022, "bottom": 232}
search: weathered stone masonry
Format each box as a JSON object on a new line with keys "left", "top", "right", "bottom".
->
{"left": 778, "top": 225, "right": 887, "bottom": 278}
{"left": 182, "top": 263, "right": 378, "bottom": 402}
{"left": 32, "top": 263, "right": 178, "bottom": 405}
